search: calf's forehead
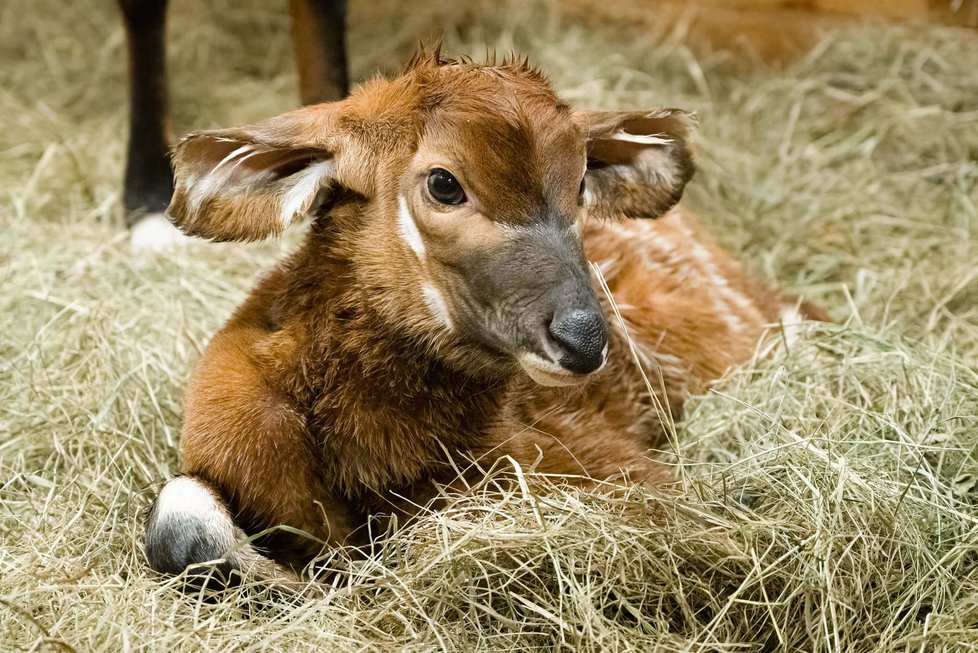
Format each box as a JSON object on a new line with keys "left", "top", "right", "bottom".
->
{"left": 418, "top": 98, "right": 586, "bottom": 221}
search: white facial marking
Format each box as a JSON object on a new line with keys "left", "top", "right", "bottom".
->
{"left": 280, "top": 160, "right": 334, "bottom": 226}
{"left": 582, "top": 188, "right": 595, "bottom": 207}
{"left": 398, "top": 195, "right": 426, "bottom": 259}
{"left": 518, "top": 352, "right": 597, "bottom": 387}
{"left": 609, "top": 131, "right": 672, "bottom": 146}
{"left": 422, "top": 283, "right": 454, "bottom": 331}
{"left": 519, "top": 352, "right": 578, "bottom": 387}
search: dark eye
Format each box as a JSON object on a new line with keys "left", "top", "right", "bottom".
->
{"left": 578, "top": 177, "right": 586, "bottom": 202}
{"left": 427, "top": 168, "right": 466, "bottom": 205}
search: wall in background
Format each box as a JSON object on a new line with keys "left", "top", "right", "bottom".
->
{"left": 561, "top": 0, "right": 978, "bottom": 61}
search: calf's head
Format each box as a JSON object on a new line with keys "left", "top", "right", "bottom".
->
{"left": 166, "top": 55, "right": 695, "bottom": 386}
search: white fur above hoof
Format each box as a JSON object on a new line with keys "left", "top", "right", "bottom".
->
{"left": 130, "top": 213, "right": 191, "bottom": 253}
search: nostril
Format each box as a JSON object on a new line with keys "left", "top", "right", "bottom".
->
{"left": 547, "top": 309, "right": 608, "bottom": 374}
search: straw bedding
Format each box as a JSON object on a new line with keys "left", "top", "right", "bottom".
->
{"left": 1, "top": 0, "right": 976, "bottom": 650}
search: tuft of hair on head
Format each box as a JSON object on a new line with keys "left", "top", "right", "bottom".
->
{"left": 499, "top": 51, "right": 540, "bottom": 77}
{"left": 405, "top": 43, "right": 546, "bottom": 81}
{"left": 405, "top": 40, "right": 447, "bottom": 71}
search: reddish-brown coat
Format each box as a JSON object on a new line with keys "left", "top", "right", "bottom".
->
{"left": 168, "top": 56, "right": 821, "bottom": 570}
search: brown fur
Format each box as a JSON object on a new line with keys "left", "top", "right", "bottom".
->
{"left": 158, "top": 54, "right": 821, "bottom": 574}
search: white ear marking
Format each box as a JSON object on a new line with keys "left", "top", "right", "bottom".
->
{"left": 280, "top": 160, "right": 334, "bottom": 225}
{"left": 398, "top": 195, "right": 426, "bottom": 259}
{"left": 210, "top": 144, "right": 255, "bottom": 175}
{"left": 223, "top": 147, "right": 264, "bottom": 178}
{"left": 188, "top": 146, "right": 267, "bottom": 217}
{"left": 608, "top": 131, "right": 672, "bottom": 146}
{"left": 187, "top": 171, "right": 222, "bottom": 218}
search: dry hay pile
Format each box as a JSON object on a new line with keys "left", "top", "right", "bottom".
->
{"left": 1, "top": 0, "right": 976, "bottom": 650}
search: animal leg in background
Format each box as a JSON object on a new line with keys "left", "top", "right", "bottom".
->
{"left": 119, "top": 0, "right": 174, "bottom": 246}
{"left": 118, "top": 0, "right": 349, "bottom": 250}
{"left": 290, "top": 0, "right": 349, "bottom": 105}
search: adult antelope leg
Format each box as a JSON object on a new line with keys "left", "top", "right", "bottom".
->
{"left": 118, "top": 0, "right": 174, "bottom": 230}
{"left": 289, "top": 0, "right": 349, "bottom": 104}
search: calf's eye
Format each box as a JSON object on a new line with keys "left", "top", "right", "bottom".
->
{"left": 427, "top": 169, "right": 467, "bottom": 205}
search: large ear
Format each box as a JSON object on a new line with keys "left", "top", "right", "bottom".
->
{"left": 167, "top": 107, "right": 353, "bottom": 242}
{"left": 580, "top": 109, "right": 696, "bottom": 220}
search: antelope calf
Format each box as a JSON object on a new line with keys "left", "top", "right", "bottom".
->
{"left": 145, "top": 53, "right": 822, "bottom": 588}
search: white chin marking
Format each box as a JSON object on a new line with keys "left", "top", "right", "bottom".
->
{"left": 518, "top": 352, "right": 588, "bottom": 387}
{"left": 398, "top": 195, "right": 426, "bottom": 259}
{"left": 130, "top": 213, "right": 190, "bottom": 253}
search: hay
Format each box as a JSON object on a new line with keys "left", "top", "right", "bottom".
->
{"left": 1, "top": 0, "right": 976, "bottom": 650}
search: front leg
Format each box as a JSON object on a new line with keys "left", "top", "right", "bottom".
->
{"left": 177, "top": 321, "right": 361, "bottom": 570}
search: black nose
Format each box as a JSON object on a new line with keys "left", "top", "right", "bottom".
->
{"left": 548, "top": 309, "right": 608, "bottom": 374}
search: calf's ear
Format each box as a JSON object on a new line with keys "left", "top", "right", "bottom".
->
{"left": 579, "top": 108, "right": 696, "bottom": 220}
{"left": 167, "top": 105, "right": 359, "bottom": 242}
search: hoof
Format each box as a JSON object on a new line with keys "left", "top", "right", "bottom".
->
{"left": 130, "top": 212, "right": 191, "bottom": 253}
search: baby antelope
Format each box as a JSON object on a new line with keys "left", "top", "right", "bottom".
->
{"left": 145, "top": 52, "right": 821, "bottom": 588}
